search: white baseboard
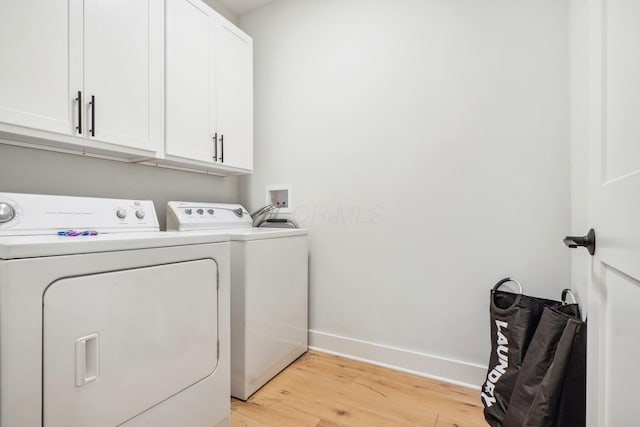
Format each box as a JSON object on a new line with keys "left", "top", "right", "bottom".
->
{"left": 308, "top": 330, "right": 485, "bottom": 390}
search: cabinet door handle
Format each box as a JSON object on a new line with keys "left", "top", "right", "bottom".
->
{"left": 89, "top": 95, "right": 96, "bottom": 137}
{"left": 75, "top": 91, "right": 82, "bottom": 135}
{"left": 220, "top": 134, "right": 224, "bottom": 163}
{"left": 213, "top": 132, "right": 218, "bottom": 161}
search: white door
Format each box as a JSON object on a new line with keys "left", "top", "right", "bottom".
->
{"left": 216, "top": 18, "right": 253, "bottom": 170}
{"left": 165, "top": 0, "right": 217, "bottom": 163}
{"left": 0, "top": 0, "right": 82, "bottom": 135}
{"left": 83, "top": 0, "right": 163, "bottom": 152}
{"left": 585, "top": 0, "right": 640, "bottom": 425}
{"left": 43, "top": 259, "right": 219, "bottom": 427}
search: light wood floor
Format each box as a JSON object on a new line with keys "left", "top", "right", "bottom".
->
{"left": 231, "top": 351, "right": 486, "bottom": 427}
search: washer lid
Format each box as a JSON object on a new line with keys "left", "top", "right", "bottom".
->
{"left": 227, "top": 227, "right": 308, "bottom": 241}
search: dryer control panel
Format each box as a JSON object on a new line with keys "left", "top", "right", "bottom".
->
{"left": 0, "top": 193, "right": 159, "bottom": 236}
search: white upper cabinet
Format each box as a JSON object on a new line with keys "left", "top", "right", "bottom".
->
{"left": 0, "top": 0, "right": 163, "bottom": 157}
{"left": 0, "top": 0, "right": 252, "bottom": 174}
{"left": 165, "top": 0, "right": 217, "bottom": 163}
{"left": 165, "top": 0, "right": 253, "bottom": 174}
{"left": 83, "top": 0, "right": 164, "bottom": 152}
{"left": 0, "top": 0, "right": 82, "bottom": 135}
{"left": 216, "top": 19, "right": 253, "bottom": 171}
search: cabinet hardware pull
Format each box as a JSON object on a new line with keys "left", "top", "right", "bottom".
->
{"left": 89, "top": 95, "right": 96, "bottom": 137}
{"left": 75, "top": 91, "right": 82, "bottom": 135}
{"left": 220, "top": 134, "right": 224, "bottom": 163}
{"left": 213, "top": 132, "right": 218, "bottom": 161}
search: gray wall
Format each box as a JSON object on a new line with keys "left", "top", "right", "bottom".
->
{"left": 0, "top": 144, "right": 238, "bottom": 229}
{"left": 239, "top": 0, "right": 571, "bottom": 386}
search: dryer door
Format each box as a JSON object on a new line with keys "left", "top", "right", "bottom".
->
{"left": 43, "top": 258, "right": 219, "bottom": 427}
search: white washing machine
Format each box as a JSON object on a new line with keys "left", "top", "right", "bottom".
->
{"left": 0, "top": 193, "right": 230, "bottom": 427}
{"left": 167, "top": 201, "right": 308, "bottom": 400}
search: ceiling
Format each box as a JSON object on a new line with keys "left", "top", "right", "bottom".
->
{"left": 217, "top": 0, "right": 274, "bottom": 15}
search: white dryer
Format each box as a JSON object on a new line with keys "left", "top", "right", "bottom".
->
{"left": 167, "top": 201, "right": 308, "bottom": 400}
{"left": 0, "top": 193, "right": 230, "bottom": 427}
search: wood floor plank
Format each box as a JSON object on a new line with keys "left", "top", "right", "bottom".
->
{"left": 435, "top": 413, "right": 488, "bottom": 427}
{"left": 289, "top": 353, "right": 359, "bottom": 386}
{"left": 238, "top": 393, "right": 282, "bottom": 409}
{"left": 231, "top": 350, "right": 486, "bottom": 427}
{"left": 315, "top": 420, "right": 343, "bottom": 427}
{"left": 350, "top": 373, "right": 482, "bottom": 424}
{"left": 255, "top": 368, "right": 350, "bottom": 403}
{"left": 232, "top": 398, "right": 322, "bottom": 427}
{"left": 341, "top": 378, "right": 439, "bottom": 426}
{"left": 286, "top": 400, "right": 403, "bottom": 427}
{"left": 230, "top": 410, "right": 270, "bottom": 427}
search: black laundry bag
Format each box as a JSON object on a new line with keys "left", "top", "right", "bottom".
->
{"left": 481, "top": 278, "right": 579, "bottom": 427}
{"left": 553, "top": 316, "right": 587, "bottom": 427}
{"left": 503, "top": 303, "right": 586, "bottom": 427}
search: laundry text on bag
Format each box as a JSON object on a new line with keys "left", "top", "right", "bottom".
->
{"left": 481, "top": 320, "right": 509, "bottom": 407}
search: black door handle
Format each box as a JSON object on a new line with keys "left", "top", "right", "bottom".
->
{"left": 89, "top": 95, "right": 95, "bottom": 137}
{"left": 213, "top": 132, "right": 218, "bottom": 161}
{"left": 75, "top": 91, "right": 82, "bottom": 134}
{"left": 563, "top": 229, "right": 596, "bottom": 255}
{"left": 220, "top": 134, "right": 224, "bottom": 163}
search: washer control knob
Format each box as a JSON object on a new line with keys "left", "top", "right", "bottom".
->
{"left": 0, "top": 202, "right": 15, "bottom": 223}
{"left": 207, "top": 209, "right": 214, "bottom": 215}
{"left": 135, "top": 209, "right": 145, "bottom": 219}
{"left": 196, "top": 208, "right": 204, "bottom": 215}
{"left": 116, "top": 209, "right": 127, "bottom": 219}
{"left": 185, "top": 209, "right": 193, "bottom": 215}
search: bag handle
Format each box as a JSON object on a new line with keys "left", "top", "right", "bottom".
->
{"left": 562, "top": 288, "right": 577, "bottom": 304}
{"left": 492, "top": 277, "right": 523, "bottom": 294}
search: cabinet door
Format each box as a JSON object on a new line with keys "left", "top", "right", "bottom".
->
{"left": 216, "top": 19, "right": 253, "bottom": 170}
{"left": 83, "top": 0, "right": 163, "bottom": 152}
{"left": 0, "top": 0, "right": 82, "bottom": 135}
{"left": 165, "top": 0, "right": 217, "bottom": 163}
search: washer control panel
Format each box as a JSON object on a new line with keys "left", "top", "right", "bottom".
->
{"left": 166, "top": 201, "right": 251, "bottom": 231}
{"left": 0, "top": 193, "right": 159, "bottom": 236}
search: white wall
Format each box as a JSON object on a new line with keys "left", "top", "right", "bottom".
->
{"left": 239, "top": 0, "right": 571, "bottom": 387}
{"left": 569, "top": 0, "right": 589, "bottom": 313}
{"left": 0, "top": 144, "right": 237, "bottom": 229}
